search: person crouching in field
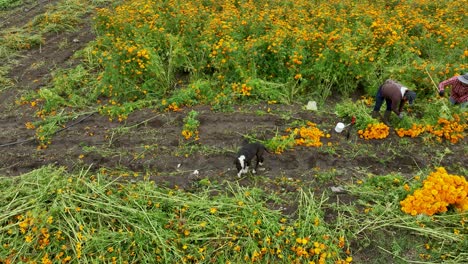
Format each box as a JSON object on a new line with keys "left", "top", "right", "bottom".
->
{"left": 438, "top": 73, "right": 468, "bottom": 108}
{"left": 371, "top": 79, "right": 417, "bottom": 125}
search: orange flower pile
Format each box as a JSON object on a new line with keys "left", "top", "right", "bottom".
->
{"left": 400, "top": 167, "right": 468, "bottom": 216}
{"left": 395, "top": 124, "right": 425, "bottom": 138}
{"left": 426, "top": 115, "right": 466, "bottom": 143}
{"left": 293, "top": 122, "right": 325, "bottom": 147}
{"left": 358, "top": 123, "right": 389, "bottom": 139}
{"left": 396, "top": 114, "right": 466, "bottom": 143}
{"left": 268, "top": 122, "right": 327, "bottom": 153}
{"left": 290, "top": 240, "right": 335, "bottom": 262}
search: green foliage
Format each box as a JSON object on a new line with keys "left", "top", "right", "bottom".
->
{"left": 181, "top": 110, "right": 200, "bottom": 141}
{"left": 36, "top": 65, "right": 99, "bottom": 113}
{"left": 249, "top": 78, "right": 300, "bottom": 104}
{"left": 263, "top": 129, "right": 295, "bottom": 154}
{"left": 351, "top": 174, "right": 408, "bottom": 205}
{"left": 99, "top": 99, "right": 156, "bottom": 121}
{"left": 0, "top": 0, "right": 21, "bottom": 9}
{"left": 33, "top": 111, "right": 97, "bottom": 148}
{"left": 414, "top": 99, "right": 457, "bottom": 124}
{"left": 393, "top": 97, "right": 466, "bottom": 134}
{"left": 27, "top": 64, "right": 103, "bottom": 148}
{"left": 0, "top": 28, "right": 43, "bottom": 50}
{"left": 183, "top": 110, "right": 200, "bottom": 131}
{"left": 0, "top": 65, "right": 13, "bottom": 91}
{"left": 30, "top": 0, "right": 90, "bottom": 33}
{"left": 335, "top": 99, "right": 377, "bottom": 130}
{"left": 37, "top": 88, "right": 68, "bottom": 113}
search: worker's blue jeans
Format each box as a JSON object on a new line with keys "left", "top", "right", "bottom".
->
{"left": 450, "top": 97, "right": 467, "bottom": 108}
{"left": 373, "top": 86, "right": 392, "bottom": 112}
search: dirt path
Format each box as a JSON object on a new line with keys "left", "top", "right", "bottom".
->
{"left": 1, "top": 0, "right": 95, "bottom": 168}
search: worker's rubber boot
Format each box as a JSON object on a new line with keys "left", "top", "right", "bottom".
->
{"left": 371, "top": 111, "right": 381, "bottom": 118}
{"left": 383, "top": 111, "right": 391, "bottom": 125}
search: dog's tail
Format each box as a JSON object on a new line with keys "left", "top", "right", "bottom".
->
{"left": 263, "top": 145, "right": 272, "bottom": 154}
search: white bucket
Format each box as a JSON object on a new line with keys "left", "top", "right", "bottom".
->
{"left": 334, "top": 122, "right": 346, "bottom": 133}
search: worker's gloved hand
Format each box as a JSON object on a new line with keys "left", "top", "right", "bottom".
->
{"left": 398, "top": 112, "right": 404, "bottom": 119}
{"left": 439, "top": 90, "right": 445, "bottom": 97}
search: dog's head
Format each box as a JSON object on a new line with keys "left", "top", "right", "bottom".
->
{"left": 234, "top": 155, "right": 246, "bottom": 172}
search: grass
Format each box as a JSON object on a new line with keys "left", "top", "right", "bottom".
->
{"left": 0, "top": 65, "right": 13, "bottom": 91}
{"left": 0, "top": 28, "right": 43, "bottom": 52}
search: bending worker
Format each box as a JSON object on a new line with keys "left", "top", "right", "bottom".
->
{"left": 371, "top": 79, "right": 417, "bottom": 124}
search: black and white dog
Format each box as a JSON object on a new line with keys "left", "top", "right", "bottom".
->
{"left": 234, "top": 142, "right": 269, "bottom": 177}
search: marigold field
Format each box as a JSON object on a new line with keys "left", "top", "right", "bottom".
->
{"left": 30, "top": 0, "right": 467, "bottom": 122}
{"left": 0, "top": 0, "right": 467, "bottom": 263}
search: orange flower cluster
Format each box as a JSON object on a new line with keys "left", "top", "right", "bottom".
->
{"left": 395, "top": 124, "right": 425, "bottom": 138}
{"left": 293, "top": 122, "right": 325, "bottom": 147}
{"left": 181, "top": 129, "right": 199, "bottom": 141}
{"left": 426, "top": 115, "right": 466, "bottom": 144}
{"left": 167, "top": 102, "right": 181, "bottom": 112}
{"left": 400, "top": 167, "right": 468, "bottom": 216}
{"left": 359, "top": 96, "right": 374, "bottom": 106}
{"left": 358, "top": 123, "right": 389, "bottom": 139}
{"left": 290, "top": 240, "right": 331, "bottom": 262}
{"left": 396, "top": 114, "right": 466, "bottom": 143}
{"left": 231, "top": 82, "right": 252, "bottom": 96}
{"left": 10, "top": 211, "right": 73, "bottom": 263}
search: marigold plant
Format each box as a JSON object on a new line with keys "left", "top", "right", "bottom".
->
{"left": 181, "top": 110, "right": 200, "bottom": 141}
{"left": 400, "top": 167, "right": 468, "bottom": 216}
{"left": 92, "top": 0, "right": 467, "bottom": 108}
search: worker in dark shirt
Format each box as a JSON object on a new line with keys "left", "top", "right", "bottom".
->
{"left": 371, "top": 79, "right": 417, "bottom": 124}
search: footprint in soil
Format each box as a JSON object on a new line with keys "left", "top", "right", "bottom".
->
{"left": 269, "top": 153, "right": 300, "bottom": 171}
{"left": 306, "top": 153, "right": 339, "bottom": 169}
